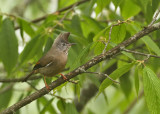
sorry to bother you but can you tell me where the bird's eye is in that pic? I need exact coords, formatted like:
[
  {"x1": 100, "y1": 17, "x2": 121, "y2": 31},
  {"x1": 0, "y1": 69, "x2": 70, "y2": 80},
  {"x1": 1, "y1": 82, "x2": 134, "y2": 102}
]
[{"x1": 62, "y1": 43, "x2": 65, "y2": 46}]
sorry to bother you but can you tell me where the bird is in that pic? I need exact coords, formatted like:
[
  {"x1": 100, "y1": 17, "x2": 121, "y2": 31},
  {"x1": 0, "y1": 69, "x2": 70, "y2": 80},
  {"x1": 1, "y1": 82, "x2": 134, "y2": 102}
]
[{"x1": 22, "y1": 32, "x2": 75, "y2": 90}]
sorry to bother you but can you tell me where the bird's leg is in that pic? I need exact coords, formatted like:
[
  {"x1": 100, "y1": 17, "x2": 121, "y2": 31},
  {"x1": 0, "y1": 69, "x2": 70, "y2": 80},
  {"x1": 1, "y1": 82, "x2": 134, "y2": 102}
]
[
  {"x1": 59, "y1": 73, "x2": 79, "y2": 84},
  {"x1": 59, "y1": 73, "x2": 67, "y2": 80},
  {"x1": 44, "y1": 76, "x2": 50, "y2": 90}
]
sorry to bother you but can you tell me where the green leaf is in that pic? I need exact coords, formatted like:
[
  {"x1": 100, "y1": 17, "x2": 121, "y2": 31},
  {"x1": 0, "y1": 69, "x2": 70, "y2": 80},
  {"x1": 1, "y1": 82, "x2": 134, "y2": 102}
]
[
  {"x1": 102, "y1": 91, "x2": 108, "y2": 104},
  {"x1": 120, "y1": 72, "x2": 132, "y2": 98},
  {"x1": 53, "y1": 82, "x2": 67, "y2": 93},
  {"x1": 0, "y1": 18, "x2": 18, "y2": 74},
  {"x1": 140, "y1": 0, "x2": 149, "y2": 12},
  {"x1": 117, "y1": 55, "x2": 129, "y2": 68},
  {"x1": 93, "y1": 42, "x2": 105, "y2": 55},
  {"x1": 133, "y1": 0, "x2": 149, "y2": 13},
  {"x1": 82, "y1": 0, "x2": 96, "y2": 16},
  {"x1": 102, "y1": 59, "x2": 117, "y2": 72},
  {"x1": 65, "y1": 15, "x2": 83, "y2": 37},
  {"x1": 98, "y1": 63, "x2": 134, "y2": 95},
  {"x1": 95, "y1": 0, "x2": 111, "y2": 15},
  {"x1": 151, "y1": 0, "x2": 159, "y2": 11},
  {"x1": 93, "y1": 26, "x2": 110, "y2": 41},
  {"x1": 134, "y1": 65, "x2": 140, "y2": 95},
  {"x1": 43, "y1": 37, "x2": 53, "y2": 55},
  {"x1": 58, "y1": 0, "x2": 74, "y2": 9},
  {"x1": 37, "y1": 99, "x2": 41, "y2": 113},
  {"x1": 57, "y1": 99, "x2": 66, "y2": 114},
  {"x1": 57, "y1": 100, "x2": 78, "y2": 114},
  {"x1": 43, "y1": 14, "x2": 58, "y2": 25},
  {"x1": 87, "y1": 109, "x2": 96, "y2": 114},
  {"x1": 65, "y1": 103, "x2": 79, "y2": 114},
  {"x1": 20, "y1": 35, "x2": 45, "y2": 64},
  {"x1": 121, "y1": 0, "x2": 141, "y2": 19},
  {"x1": 16, "y1": 93, "x2": 25, "y2": 114},
  {"x1": 40, "y1": 98, "x2": 54, "y2": 114},
  {"x1": 70, "y1": 43, "x2": 92, "y2": 71},
  {"x1": 0, "y1": 84, "x2": 13, "y2": 111},
  {"x1": 81, "y1": 15, "x2": 104, "y2": 38},
  {"x1": 17, "y1": 18, "x2": 35, "y2": 37},
  {"x1": 71, "y1": 15, "x2": 83, "y2": 37},
  {"x1": 38, "y1": 97, "x2": 57, "y2": 114},
  {"x1": 145, "y1": 3, "x2": 154, "y2": 23},
  {"x1": 92, "y1": 26, "x2": 110, "y2": 55},
  {"x1": 112, "y1": 0, "x2": 123, "y2": 10},
  {"x1": 143, "y1": 67, "x2": 160, "y2": 114},
  {"x1": 145, "y1": 0, "x2": 159, "y2": 23},
  {"x1": 82, "y1": 15, "x2": 104, "y2": 34},
  {"x1": 0, "y1": 15, "x2": 2, "y2": 26},
  {"x1": 75, "y1": 83, "x2": 81, "y2": 101},
  {"x1": 122, "y1": 51, "x2": 135, "y2": 60},
  {"x1": 141, "y1": 36, "x2": 160, "y2": 56},
  {"x1": 106, "y1": 23, "x2": 126, "y2": 44},
  {"x1": 126, "y1": 21, "x2": 141, "y2": 35}
]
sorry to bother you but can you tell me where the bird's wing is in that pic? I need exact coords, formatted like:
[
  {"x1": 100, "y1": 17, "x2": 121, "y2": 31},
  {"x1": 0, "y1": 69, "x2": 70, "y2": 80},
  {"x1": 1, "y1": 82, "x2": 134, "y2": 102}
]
[{"x1": 33, "y1": 55, "x2": 56, "y2": 70}]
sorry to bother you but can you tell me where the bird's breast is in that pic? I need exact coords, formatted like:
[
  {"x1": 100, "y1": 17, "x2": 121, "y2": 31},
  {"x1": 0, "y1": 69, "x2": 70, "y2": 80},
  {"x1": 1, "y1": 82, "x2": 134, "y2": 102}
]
[{"x1": 38, "y1": 52, "x2": 68, "y2": 77}]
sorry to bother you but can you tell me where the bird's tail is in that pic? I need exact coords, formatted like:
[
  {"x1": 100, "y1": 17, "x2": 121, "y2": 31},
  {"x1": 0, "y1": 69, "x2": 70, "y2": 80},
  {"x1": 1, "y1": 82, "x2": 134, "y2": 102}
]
[{"x1": 22, "y1": 70, "x2": 35, "y2": 82}]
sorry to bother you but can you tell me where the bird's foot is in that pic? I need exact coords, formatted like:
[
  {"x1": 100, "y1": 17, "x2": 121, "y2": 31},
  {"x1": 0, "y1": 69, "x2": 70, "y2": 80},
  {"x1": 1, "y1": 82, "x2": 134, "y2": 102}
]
[
  {"x1": 59, "y1": 73, "x2": 67, "y2": 80},
  {"x1": 59, "y1": 73, "x2": 79, "y2": 84},
  {"x1": 44, "y1": 76, "x2": 51, "y2": 91},
  {"x1": 45, "y1": 84, "x2": 51, "y2": 91}
]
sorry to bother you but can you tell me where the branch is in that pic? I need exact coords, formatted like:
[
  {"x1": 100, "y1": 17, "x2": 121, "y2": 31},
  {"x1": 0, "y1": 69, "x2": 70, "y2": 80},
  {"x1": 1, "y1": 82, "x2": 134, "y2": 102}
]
[
  {"x1": 0, "y1": 76, "x2": 42, "y2": 83},
  {"x1": 83, "y1": 71, "x2": 120, "y2": 84},
  {"x1": 1, "y1": 21, "x2": 160, "y2": 114},
  {"x1": 15, "y1": 0, "x2": 90, "y2": 30},
  {"x1": 49, "y1": 1, "x2": 78, "y2": 32},
  {"x1": 122, "y1": 49, "x2": 160, "y2": 58}
]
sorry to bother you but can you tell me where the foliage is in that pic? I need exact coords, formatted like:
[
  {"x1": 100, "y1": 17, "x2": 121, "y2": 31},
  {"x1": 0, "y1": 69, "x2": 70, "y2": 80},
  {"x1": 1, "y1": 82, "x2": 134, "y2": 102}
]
[{"x1": 0, "y1": 0, "x2": 160, "y2": 114}]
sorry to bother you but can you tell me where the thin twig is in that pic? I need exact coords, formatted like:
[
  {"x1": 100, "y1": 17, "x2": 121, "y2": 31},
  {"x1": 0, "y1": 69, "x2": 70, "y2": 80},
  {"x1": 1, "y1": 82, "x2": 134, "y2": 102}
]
[
  {"x1": 83, "y1": 71, "x2": 120, "y2": 84},
  {"x1": 122, "y1": 49, "x2": 160, "y2": 58},
  {"x1": 0, "y1": 13, "x2": 16, "y2": 19},
  {"x1": 51, "y1": 94, "x2": 72, "y2": 101},
  {"x1": 62, "y1": 18, "x2": 113, "y2": 23},
  {"x1": 148, "y1": 7, "x2": 160, "y2": 26},
  {"x1": 27, "y1": 82, "x2": 39, "y2": 91},
  {"x1": 102, "y1": 25, "x2": 112, "y2": 54},
  {"x1": 133, "y1": 39, "x2": 160, "y2": 50},
  {"x1": 114, "y1": 57, "x2": 130, "y2": 63},
  {"x1": 52, "y1": 2, "x2": 78, "y2": 29},
  {"x1": 143, "y1": 54, "x2": 151, "y2": 62},
  {"x1": 14, "y1": 0, "x2": 90, "y2": 30},
  {"x1": 102, "y1": 20, "x2": 130, "y2": 53},
  {"x1": 0, "y1": 76, "x2": 42, "y2": 83}
]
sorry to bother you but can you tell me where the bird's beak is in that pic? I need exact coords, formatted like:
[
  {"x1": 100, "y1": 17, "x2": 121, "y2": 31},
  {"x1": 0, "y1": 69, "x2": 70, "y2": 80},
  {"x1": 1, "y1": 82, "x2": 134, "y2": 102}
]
[{"x1": 69, "y1": 43, "x2": 76, "y2": 46}]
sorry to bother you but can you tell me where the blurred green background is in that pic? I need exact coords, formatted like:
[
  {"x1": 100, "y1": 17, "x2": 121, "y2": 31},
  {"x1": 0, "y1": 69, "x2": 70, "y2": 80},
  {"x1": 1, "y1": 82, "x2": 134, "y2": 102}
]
[{"x1": 0, "y1": 0, "x2": 160, "y2": 114}]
